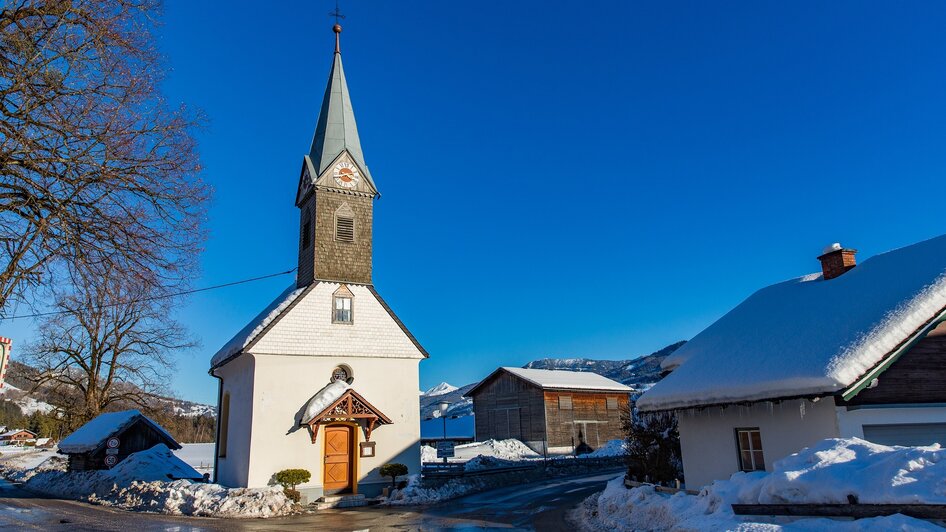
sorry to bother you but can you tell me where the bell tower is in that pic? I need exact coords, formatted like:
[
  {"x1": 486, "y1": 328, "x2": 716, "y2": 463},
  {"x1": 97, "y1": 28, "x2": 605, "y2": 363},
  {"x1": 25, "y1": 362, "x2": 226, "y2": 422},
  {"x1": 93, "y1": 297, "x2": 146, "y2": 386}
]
[{"x1": 295, "y1": 23, "x2": 379, "y2": 287}]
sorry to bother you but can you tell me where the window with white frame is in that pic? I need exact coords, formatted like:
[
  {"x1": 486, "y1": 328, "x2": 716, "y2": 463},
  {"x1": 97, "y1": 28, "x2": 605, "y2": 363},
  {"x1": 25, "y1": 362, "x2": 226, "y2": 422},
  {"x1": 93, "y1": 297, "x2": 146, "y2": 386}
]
[
  {"x1": 333, "y1": 295, "x2": 352, "y2": 323},
  {"x1": 736, "y1": 428, "x2": 765, "y2": 472}
]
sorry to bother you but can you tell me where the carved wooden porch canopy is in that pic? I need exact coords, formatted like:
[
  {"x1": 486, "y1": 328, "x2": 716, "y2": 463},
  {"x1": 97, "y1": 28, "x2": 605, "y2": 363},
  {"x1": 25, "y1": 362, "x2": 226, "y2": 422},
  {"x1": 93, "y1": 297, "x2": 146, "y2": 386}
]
[{"x1": 304, "y1": 388, "x2": 393, "y2": 444}]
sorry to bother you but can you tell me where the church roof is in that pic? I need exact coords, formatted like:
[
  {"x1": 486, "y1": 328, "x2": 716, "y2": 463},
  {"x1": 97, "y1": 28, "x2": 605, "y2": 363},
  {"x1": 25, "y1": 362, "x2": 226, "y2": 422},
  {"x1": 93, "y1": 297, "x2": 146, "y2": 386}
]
[{"x1": 308, "y1": 43, "x2": 376, "y2": 191}]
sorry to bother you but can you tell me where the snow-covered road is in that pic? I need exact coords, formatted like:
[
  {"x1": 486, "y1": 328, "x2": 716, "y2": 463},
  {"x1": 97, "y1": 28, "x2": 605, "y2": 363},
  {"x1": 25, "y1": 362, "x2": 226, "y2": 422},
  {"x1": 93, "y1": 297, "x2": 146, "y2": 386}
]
[{"x1": 0, "y1": 469, "x2": 622, "y2": 530}]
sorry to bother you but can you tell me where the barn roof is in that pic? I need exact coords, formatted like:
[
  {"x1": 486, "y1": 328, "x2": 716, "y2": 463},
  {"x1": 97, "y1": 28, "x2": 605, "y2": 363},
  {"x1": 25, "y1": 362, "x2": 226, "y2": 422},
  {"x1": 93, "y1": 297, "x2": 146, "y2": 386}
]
[
  {"x1": 59, "y1": 410, "x2": 179, "y2": 454},
  {"x1": 638, "y1": 233, "x2": 946, "y2": 412},
  {"x1": 466, "y1": 367, "x2": 632, "y2": 396}
]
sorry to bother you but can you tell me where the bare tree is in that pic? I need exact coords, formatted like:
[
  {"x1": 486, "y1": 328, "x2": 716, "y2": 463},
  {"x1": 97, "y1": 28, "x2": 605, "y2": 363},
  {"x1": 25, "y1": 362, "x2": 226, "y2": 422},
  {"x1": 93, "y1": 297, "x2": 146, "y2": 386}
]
[
  {"x1": 0, "y1": 0, "x2": 207, "y2": 314},
  {"x1": 24, "y1": 267, "x2": 195, "y2": 424}
]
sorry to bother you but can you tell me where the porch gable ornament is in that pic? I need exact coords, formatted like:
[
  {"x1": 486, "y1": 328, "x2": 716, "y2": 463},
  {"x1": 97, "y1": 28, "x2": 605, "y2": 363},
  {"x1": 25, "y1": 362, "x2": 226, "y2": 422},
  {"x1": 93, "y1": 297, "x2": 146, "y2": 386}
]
[{"x1": 303, "y1": 388, "x2": 393, "y2": 444}]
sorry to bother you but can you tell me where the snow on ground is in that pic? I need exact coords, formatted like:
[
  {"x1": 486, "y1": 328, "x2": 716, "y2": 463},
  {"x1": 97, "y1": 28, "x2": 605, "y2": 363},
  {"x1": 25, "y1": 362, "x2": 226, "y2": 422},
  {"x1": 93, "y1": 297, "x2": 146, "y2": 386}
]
[
  {"x1": 174, "y1": 443, "x2": 215, "y2": 475},
  {"x1": 387, "y1": 473, "x2": 494, "y2": 506},
  {"x1": 453, "y1": 439, "x2": 540, "y2": 461},
  {"x1": 422, "y1": 438, "x2": 626, "y2": 465},
  {"x1": 585, "y1": 439, "x2": 627, "y2": 458},
  {"x1": 572, "y1": 438, "x2": 946, "y2": 531}
]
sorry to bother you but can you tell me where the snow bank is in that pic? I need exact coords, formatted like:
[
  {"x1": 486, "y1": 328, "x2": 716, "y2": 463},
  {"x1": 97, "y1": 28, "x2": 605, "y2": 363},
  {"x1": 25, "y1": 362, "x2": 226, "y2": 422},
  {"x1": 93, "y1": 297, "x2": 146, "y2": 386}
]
[
  {"x1": 573, "y1": 438, "x2": 946, "y2": 531},
  {"x1": 453, "y1": 438, "x2": 540, "y2": 461},
  {"x1": 584, "y1": 439, "x2": 627, "y2": 458},
  {"x1": 23, "y1": 444, "x2": 295, "y2": 518},
  {"x1": 640, "y1": 233, "x2": 946, "y2": 411},
  {"x1": 387, "y1": 473, "x2": 491, "y2": 506},
  {"x1": 421, "y1": 445, "x2": 437, "y2": 463}
]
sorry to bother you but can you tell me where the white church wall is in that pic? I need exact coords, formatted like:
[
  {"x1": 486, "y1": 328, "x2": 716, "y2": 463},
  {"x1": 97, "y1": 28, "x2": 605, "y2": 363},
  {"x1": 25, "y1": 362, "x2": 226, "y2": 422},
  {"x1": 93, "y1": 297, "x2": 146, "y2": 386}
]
[
  {"x1": 246, "y1": 354, "x2": 422, "y2": 497},
  {"x1": 250, "y1": 282, "x2": 422, "y2": 359},
  {"x1": 677, "y1": 398, "x2": 839, "y2": 488},
  {"x1": 214, "y1": 354, "x2": 256, "y2": 487}
]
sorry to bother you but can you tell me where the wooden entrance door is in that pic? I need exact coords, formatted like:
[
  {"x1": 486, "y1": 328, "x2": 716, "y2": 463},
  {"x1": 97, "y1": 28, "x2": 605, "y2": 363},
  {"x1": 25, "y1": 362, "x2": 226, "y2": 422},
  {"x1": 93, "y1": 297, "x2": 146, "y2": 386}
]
[{"x1": 323, "y1": 425, "x2": 353, "y2": 493}]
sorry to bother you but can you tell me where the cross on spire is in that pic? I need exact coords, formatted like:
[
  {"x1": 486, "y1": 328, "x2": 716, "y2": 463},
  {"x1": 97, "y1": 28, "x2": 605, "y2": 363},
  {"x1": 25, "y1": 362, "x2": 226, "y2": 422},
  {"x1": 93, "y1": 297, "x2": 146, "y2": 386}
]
[{"x1": 329, "y1": 1, "x2": 345, "y2": 53}]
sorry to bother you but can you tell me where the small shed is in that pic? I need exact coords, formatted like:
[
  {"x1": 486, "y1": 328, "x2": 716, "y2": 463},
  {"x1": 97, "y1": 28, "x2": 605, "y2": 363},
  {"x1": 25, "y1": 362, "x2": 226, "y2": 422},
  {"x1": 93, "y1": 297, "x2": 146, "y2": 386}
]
[
  {"x1": 466, "y1": 367, "x2": 633, "y2": 454},
  {"x1": 0, "y1": 429, "x2": 36, "y2": 446},
  {"x1": 59, "y1": 410, "x2": 186, "y2": 472}
]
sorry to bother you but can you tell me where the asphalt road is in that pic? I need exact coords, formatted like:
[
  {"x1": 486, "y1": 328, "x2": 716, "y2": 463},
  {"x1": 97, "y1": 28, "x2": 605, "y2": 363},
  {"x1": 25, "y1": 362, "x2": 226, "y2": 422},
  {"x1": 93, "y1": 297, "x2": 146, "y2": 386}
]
[{"x1": 0, "y1": 470, "x2": 623, "y2": 531}]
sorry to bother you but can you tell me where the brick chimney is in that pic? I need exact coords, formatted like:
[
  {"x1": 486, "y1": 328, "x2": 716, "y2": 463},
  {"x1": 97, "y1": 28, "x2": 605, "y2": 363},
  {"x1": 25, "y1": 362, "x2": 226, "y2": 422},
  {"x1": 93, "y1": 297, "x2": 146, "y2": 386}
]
[{"x1": 818, "y1": 243, "x2": 857, "y2": 280}]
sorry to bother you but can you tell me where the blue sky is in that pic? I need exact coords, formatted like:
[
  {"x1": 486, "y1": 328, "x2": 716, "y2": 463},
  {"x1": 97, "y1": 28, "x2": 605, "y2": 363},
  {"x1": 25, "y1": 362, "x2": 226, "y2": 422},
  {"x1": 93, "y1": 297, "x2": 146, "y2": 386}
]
[{"x1": 8, "y1": 1, "x2": 946, "y2": 405}]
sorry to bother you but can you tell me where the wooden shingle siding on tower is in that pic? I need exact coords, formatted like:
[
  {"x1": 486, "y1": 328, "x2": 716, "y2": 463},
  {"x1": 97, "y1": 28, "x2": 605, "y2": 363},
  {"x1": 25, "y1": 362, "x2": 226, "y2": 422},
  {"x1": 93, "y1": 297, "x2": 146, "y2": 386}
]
[
  {"x1": 467, "y1": 367, "x2": 632, "y2": 454},
  {"x1": 314, "y1": 191, "x2": 372, "y2": 284}
]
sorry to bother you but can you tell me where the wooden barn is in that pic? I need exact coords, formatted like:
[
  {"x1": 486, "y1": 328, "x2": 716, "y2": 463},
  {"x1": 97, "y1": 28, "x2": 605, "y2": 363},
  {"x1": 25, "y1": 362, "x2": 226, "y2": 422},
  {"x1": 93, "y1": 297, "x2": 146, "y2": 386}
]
[
  {"x1": 465, "y1": 367, "x2": 633, "y2": 454},
  {"x1": 58, "y1": 410, "x2": 192, "y2": 473}
]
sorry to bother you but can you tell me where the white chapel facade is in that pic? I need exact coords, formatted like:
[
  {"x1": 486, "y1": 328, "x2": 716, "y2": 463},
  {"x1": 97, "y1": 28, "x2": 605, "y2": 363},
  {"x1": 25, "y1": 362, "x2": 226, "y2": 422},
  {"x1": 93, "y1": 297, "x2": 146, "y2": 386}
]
[{"x1": 210, "y1": 23, "x2": 426, "y2": 500}]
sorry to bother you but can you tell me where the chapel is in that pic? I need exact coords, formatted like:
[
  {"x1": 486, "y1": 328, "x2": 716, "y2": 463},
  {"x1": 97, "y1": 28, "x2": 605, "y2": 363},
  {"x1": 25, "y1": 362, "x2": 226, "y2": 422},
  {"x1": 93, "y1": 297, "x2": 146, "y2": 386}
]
[{"x1": 210, "y1": 22, "x2": 427, "y2": 501}]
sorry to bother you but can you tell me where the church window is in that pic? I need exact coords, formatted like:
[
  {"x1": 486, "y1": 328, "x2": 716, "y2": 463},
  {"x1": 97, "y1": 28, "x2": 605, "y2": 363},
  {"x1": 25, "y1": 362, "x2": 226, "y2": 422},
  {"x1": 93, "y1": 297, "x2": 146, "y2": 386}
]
[
  {"x1": 301, "y1": 209, "x2": 312, "y2": 249},
  {"x1": 335, "y1": 216, "x2": 355, "y2": 243},
  {"x1": 331, "y1": 365, "x2": 351, "y2": 383},
  {"x1": 334, "y1": 295, "x2": 352, "y2": 323}
]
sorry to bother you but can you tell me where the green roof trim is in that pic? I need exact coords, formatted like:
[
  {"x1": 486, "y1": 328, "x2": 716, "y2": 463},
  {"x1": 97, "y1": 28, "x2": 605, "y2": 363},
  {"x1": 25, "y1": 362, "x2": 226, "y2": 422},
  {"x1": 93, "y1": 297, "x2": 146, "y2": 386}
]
[{"x1": 308, "y1": 50, "x2": 376, "y2": 191}]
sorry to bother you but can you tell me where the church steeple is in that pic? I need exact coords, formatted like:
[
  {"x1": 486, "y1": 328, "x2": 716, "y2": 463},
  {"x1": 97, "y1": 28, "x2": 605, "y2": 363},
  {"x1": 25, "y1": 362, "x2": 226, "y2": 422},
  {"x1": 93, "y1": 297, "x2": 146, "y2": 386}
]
[
  {"x1": 306, "y1": 23, "x2": 376, "y2": 193},
  {"x1": 296, "y1": 22, "x2": 376, "y2": 288}
]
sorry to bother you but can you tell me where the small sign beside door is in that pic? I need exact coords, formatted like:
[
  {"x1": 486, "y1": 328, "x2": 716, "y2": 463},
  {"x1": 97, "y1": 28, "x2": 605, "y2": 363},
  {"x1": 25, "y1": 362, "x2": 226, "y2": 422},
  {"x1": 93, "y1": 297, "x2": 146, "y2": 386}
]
[
  {"x1": 436, "y1": 440, "x2": 455, "y2": 458},
  {"x1": 359, "y1": 441, "x2": 376, "y2": 458}
]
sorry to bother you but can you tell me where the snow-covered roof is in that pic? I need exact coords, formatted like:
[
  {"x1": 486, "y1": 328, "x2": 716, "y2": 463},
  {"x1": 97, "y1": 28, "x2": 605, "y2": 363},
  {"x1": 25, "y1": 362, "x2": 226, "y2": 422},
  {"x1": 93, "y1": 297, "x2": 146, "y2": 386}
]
[
  {"x1": 638, "y1": 234, "x2": 946, "y2": 412},
  {"x1": 59, "y1": 410, "x2": 179, "y2": 454},
  {"x1": 302, "y1": 380, "x2": 350, "y2": 422},
  {"x1": 468, "y1": 367, "x2": 632, "y2": 396},
  {"x1": 211, "y1": 284, "x2": 306, "y2": 368},
  {"x1": 0, "y1": 428, "x2": 34, "y2": 438}
]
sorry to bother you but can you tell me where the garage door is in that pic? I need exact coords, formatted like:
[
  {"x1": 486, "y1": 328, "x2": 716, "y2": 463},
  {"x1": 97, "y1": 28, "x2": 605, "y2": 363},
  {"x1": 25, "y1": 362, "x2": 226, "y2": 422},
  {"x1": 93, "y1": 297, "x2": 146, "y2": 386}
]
[{"x1": 862, "y1": 423, "x2": 946, "y2": 446}]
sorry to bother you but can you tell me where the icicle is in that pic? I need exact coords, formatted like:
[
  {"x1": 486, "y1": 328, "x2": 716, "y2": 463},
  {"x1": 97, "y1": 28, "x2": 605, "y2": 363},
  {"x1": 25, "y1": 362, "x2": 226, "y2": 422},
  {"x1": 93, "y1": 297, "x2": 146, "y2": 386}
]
[{"x1": 799, "y1": 399, "x2": 806, "y2": 420}]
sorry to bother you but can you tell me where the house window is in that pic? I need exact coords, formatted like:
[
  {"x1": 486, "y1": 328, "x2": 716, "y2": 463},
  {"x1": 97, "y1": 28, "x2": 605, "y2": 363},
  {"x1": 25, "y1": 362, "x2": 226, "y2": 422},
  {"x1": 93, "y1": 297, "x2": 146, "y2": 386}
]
[
  {"x1": 218, "y1": 393, "x2": 230, "y2": 458},
  {"x1": 606, "y1": 397, "x2": 619, "y2": 410},
  {"x1": 559, "y1": 396, "x2": 573, "y2": 410},
  {"x1": 736, "y1": 428, "x2": 765, "y2": 472},
  {"x1": 335, "y1": 216, "x2": 354, "y2": 243},
  {"x1": 333, "y1": 296, "x2": 352, "y2": 323}
]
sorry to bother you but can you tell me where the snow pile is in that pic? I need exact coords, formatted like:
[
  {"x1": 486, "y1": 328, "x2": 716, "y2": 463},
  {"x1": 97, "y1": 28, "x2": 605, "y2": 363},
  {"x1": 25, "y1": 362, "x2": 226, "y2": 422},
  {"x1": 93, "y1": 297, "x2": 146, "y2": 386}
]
[
  {"x1": 421, "y1": 445, "x2": 437, "y2": 462},
  {"x1": 212, "y1": 284, "x2": 306, "y2": 367},
  {"x1": 302, "y1": 380, "x2": 350, "y2": 421},
  {"x1": 59, "y1": 410, "x2": 175, "y2": 454},
  {"x1": 24, "y1": 444, "x2": 296, "y2": 518},
  {"x1": 464, "y1": 455, "x2": 516, "y2": 471},
  {"x1": 423, "y1": 382, "x2": 458, "y2": 397},
  {"x1": 0, "y1": 449, "x2": 65, "y2": 482},
  {"x1": 453, "y1": 439, "x2": 540, "y2": 461},
  {"x1": 572, "y1": 438, "x2": 946, "y2": 531},
  {"x1": 387, "y1": 474, "x2": 491, "y2": 506},
  {"x1": 584, "y1": 439, "x2": 627, "y2": 458},
  {"x1": 640, "y1": 233, "x2": 946, "y2": 411}
]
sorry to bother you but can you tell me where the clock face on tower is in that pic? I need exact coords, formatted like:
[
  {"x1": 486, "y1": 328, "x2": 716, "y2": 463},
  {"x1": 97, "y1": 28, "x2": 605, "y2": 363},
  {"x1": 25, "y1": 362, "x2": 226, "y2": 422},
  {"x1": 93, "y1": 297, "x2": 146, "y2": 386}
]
[{"x1": 332, "y1": 161, "x2": 361, "y2": 189}]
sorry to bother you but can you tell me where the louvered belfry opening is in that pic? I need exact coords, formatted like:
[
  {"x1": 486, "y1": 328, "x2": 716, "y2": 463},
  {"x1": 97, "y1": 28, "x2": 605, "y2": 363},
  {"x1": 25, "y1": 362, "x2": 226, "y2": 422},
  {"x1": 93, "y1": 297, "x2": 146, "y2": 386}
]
[{"x1": 335, "y1": 216, "x2": 355, "y2": 243}]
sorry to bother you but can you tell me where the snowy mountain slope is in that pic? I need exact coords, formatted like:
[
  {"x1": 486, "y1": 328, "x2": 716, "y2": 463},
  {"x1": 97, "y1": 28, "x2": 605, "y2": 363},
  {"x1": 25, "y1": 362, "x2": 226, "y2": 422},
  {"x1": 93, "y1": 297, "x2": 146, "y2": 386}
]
[
  {"x1": 423, "y1": 382, "x2": 458, "y2": 397},
  {"x1": 0, "y1": 384, "x2": 56, "y2": 415},
  {"x1": 420, "y1": 383, "x2": 475, "y2": 420}
]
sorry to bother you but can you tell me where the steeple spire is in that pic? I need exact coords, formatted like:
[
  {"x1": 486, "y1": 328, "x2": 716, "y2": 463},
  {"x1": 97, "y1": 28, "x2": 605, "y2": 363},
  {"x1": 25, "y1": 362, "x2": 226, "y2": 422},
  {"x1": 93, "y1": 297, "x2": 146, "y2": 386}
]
[{"x1": 307, "y1": 20, "x2": 375, "y2": 190}]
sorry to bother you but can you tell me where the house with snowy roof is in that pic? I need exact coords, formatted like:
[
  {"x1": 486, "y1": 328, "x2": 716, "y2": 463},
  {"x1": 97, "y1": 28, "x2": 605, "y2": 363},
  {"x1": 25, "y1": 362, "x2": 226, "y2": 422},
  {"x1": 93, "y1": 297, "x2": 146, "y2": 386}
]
[
  {"x1": 466, "y1": 367, "x2": 633, "y2": 454},
  {"x1": 637, "y1": 235, "x2": 946, "y2": 488},
  {"x1": 208, "y1": 22, "x2": 426, "y2": 502},
  {"x1": 0, "y1": 428, "x2": 35, "y2": 446}
]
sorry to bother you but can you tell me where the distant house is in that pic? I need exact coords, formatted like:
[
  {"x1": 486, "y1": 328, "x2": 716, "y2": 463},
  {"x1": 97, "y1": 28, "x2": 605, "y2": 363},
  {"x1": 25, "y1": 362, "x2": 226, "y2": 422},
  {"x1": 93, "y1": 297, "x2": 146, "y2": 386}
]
[
  {"x1": 58, "y1": 410, "x2": 196, "y2": 476},
  {"x1": 0, "y1": 429, "x2": 36, "y2": 446},
  {"x1": 466, "y1": 367, "x2": 632, "y2": 454},
  {"x1": 638, "y1": 237, "x2": 946, "y2": 488}
]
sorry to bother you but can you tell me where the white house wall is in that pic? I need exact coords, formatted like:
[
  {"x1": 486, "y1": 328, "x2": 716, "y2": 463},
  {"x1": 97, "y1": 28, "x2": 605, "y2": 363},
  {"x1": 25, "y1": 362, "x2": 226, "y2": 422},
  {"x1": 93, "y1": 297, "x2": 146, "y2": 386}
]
[
  {"x1": 837, "y1": 404, "x2": 946, "y2": 439},
  {"x1": 677, "y1": 398, "x2": 840, "y2": 488},
  {"x1": 246, "y1": 354, "x2": 421, "y2": 498},
  {"x1": 215, "y1": 354, "x2": 255, "y2": 488},
  {"x1": 249, "y1": 282, "x2": 423, "y2": 359}
]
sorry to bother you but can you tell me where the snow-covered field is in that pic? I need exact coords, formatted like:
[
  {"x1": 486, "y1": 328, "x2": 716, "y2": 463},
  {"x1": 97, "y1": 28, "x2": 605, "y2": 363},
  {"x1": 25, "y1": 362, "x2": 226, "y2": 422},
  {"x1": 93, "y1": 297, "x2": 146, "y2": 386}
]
[
  {"x1": 174, "y1": 443, "x2": 215, "y2": 475},
  {"x1": 572, "y1": 438, "x2": 946, "y2": 531}
]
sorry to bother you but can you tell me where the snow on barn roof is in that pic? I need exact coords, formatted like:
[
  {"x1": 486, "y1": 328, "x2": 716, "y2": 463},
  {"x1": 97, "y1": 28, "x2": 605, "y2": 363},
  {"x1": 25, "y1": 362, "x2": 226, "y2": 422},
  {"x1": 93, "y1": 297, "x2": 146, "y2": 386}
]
[
  {"x1": 211, "y1": 284, "x2": 307, "y2": 368},
  {"x1": 638, "y1": 234, "x2": 946, "y2": 412},
  {"x1": 467, "y1": 367, "x2": 632, "y2": 396},
  {"x1": 59, "y1": 410, "x2": 179, "y2": 454}
]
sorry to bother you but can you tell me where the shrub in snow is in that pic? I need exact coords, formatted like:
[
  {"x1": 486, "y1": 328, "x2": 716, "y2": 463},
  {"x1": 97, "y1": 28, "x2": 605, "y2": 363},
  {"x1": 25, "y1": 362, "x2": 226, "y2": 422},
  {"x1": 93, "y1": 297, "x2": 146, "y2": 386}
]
[
  {"x1": 274, "y1": 468, "x2": 311, "y2": 503},
  {"x1": 622, "y1": 409, "x2": 681, "y2": 484},
  {"x1": 379, "y1": 463, "x2": 408, "y2": 489}
]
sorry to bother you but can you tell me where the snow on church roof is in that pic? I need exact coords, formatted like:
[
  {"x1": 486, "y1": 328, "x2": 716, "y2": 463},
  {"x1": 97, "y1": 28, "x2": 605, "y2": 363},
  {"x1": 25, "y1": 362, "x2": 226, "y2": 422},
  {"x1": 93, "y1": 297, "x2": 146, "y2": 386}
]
[
  {"x1": 211, "y1": 284, "x2": 306, "y2": 368},
  {"x1": 637, "y1": 233, "x2": 946, "y2": 412},
  {"x1": 468, "y1": 367, "x2": 632, "y2": 395}
]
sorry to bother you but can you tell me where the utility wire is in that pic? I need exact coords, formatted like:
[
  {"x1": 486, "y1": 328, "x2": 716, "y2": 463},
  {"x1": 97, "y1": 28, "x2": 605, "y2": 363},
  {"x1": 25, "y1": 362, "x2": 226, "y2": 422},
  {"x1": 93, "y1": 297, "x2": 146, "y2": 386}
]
[{"x1": 0, "y1": 267, "x2": 297, "y2": 322}]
